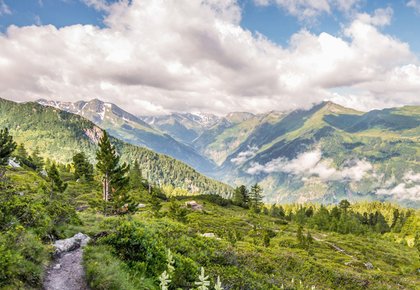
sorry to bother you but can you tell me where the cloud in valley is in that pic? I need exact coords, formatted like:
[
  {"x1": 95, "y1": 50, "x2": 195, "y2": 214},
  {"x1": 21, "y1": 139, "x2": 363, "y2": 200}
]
[
  {"x1": 376, "y1": 171, "x2": 420, "y2": 201},
  {"x1": 246, "y1": 148, "x2": 373, "y2": 182},
  {"x1": 0, "y1": 1, "x2": 419, "y2": 114},
  {"x1": 231, "y1": 146, "x2": 259, "y2": 165}
]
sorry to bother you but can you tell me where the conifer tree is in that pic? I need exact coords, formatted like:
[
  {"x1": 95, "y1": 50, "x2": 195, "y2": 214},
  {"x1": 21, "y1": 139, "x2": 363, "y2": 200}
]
[
  {"x1": 0, "y1": 128, "x2": 16, "y2": 179},
  {"x1": 232, "y1": 185, "x2": 249, "y2": 207},
  {"x1": 129, "y1": 159, "x2": 143, "y2": 189},
  {"x1": 47, "y1": 163, "x2": 68, "y2": 194},
  {"x1": 0, "y1": 128, "x2": 17, "y2": 166},
  {"x1": 15, "y1": 143, "x2": 28, "y2": 160},
  {"x1": 96, "y1": 131, "x2": 129, "y2": 203},
  {"x1": 249, "y1": 183, "x2": 263, "y2": 210},
  {"x1": 72, "y1": 152, "x2": 93, "y2": 181},
  {"x1": 30, "y1": 147, "x2": 44, "y2": 170}
]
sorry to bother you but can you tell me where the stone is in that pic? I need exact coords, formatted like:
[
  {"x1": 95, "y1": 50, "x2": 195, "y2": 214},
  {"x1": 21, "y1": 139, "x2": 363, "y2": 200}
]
[
  {"x1": 364, "y1": 262, "x2": 374, "y2": 270},
  {"x1": 185, "y1": 200, "x2": 203, "y2": 211},
  {"x1": 53, "y1": 233, "x2": 91, "y2": 256},
  {"x1": 202, "y1": 233, "x2": 216, "y2": 238}
]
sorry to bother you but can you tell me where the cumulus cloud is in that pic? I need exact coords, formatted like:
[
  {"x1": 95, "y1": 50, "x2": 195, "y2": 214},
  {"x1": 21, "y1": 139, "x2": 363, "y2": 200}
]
[
  {"x1": 246, "y1": 148, "x2": 373, "y2": 182},
  {"x1": 253, "y1": 0, "x2": 360, "y2": 20},
  {"x1": 0, "y1": 0, "x2": 419, "y2": 115},
  {"x1": 231, "y1": 146, "x2": 258, "y2": 165}
]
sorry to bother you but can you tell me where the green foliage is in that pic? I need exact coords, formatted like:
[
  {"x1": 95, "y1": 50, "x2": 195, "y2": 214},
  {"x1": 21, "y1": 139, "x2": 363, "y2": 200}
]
[
  {"x1": 168, "y1": 200, "x2": 189, "y2": 223},
  {"x1": 232, "y1": 185, "x2": 249, "y2": 207},
  {"x1": 0, "y1": 127, "x2": 16, "y2": 166},
  {"x1": 47, "y1": 163, "x2": 68, "y2": 193},
  {"x1": 0, "y1": 99, "x2": 233, "y2": 198},
  {"x1": 30, "y1": 147, "x2": 44, "y2": 170},
  {"x1": 84, "y1": 245, "x2": 156, "y2": 290},
  {"x1": 72, "y1": 152, "x2": 94, "y2": 181},
  {"x1": 0, "y1": 166, "x2": 78, "y2": 288},
  {"x1": 128, "y1": 159, "x2": 144, "y2": 189}
]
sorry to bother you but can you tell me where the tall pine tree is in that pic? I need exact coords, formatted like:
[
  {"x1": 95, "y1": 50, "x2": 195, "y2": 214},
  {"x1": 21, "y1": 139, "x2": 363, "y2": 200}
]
[
  {"x1": 96, "y1": 131, "x2": 129, "y2": 203},
  {"x1": 0, "y1": 128, "x2": 17, "y2": 179},
  {"x1": 249, "y1": 183, "x2": 263, "y2": 208}
]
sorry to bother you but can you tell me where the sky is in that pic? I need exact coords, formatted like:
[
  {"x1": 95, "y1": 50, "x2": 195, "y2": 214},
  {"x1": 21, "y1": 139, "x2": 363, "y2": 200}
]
[{"x1": 0, "y1": 0, "x2": 420, "y2": 115}]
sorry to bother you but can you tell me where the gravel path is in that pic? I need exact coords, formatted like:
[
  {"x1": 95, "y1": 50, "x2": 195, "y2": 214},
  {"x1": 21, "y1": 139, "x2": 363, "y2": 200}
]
[{"x1": 43, "y1": 248, "x2": 89, "y2": 290}]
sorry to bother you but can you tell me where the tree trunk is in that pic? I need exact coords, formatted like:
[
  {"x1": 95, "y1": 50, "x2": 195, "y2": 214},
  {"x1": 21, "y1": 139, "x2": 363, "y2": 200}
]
[{"x1": 103, "y1": 173, "x2": 110, "y2": 202}]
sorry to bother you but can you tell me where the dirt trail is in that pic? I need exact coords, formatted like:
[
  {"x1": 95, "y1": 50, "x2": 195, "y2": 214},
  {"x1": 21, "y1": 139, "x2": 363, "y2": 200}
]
[
  {"x1": 313, "y1": 236, "x2": 354, "y2": 258},
  {"x1": 43, "y1": 248, "x2": 89, "y2": 290}
]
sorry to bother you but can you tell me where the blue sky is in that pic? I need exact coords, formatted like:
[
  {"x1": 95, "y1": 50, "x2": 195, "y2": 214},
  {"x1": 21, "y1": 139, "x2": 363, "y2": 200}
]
[
  {"x1": 1, "y1": 0, "x2": 420, "y2": 53},
  {"x1": 0, "y1": 0, "x2": 419, "y2": 114}
]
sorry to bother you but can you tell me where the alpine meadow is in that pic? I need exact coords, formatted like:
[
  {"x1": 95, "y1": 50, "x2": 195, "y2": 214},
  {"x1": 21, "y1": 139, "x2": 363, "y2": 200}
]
[{"x1": 0, "y1": 1, "x2": 419, "y2": 290}]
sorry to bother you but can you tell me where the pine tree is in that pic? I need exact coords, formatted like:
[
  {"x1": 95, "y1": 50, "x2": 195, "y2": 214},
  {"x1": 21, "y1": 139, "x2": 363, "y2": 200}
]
[
  {"x1": 72, "y1": 152, "x2": 93, "y2": 181},
  {"x1": 96, "y1": 131, "x2": 129, "y2": 203},
  {"x1": 0, "y1": 128, "x2": 17, "y2": 180},
  {"x1": 30, "y1": 147, "x2": 44, "y2": 170},
  {"x1": 232, "y1": 185, "x2": 249, "y2": 207},
  {"x1": 15, "y1": 143, "x2": 28, "y2": 160},
  {"x1": 249, "y1": 183, "x2": 263, "y2": 211},
  {"x1": 129, "y1": 159, "x2": 143, "y2": 189},
  {"x1": 0, "y1": 128, "x2": 17, "y2": 166},
  {"x1": 47, "y1": 163, "x2": 68, "y2": 194}
]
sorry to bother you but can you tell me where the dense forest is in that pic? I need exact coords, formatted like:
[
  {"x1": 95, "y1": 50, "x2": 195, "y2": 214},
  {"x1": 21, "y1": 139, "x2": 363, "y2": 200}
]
[{"x1": 1, "y1": 127, "x2": 419, "y2": 289}]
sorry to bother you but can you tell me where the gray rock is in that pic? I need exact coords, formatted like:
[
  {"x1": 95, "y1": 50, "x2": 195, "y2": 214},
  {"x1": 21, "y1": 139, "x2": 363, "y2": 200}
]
[
  {"x1": 364, "y1": 262, "x2": 374, "y2": 270},
  {"x1": 53, "y1": 264, "x2": 61, "y2": 270},
  {"x1": 53, "y1": 233, "x2": 91, "y2": 256}
]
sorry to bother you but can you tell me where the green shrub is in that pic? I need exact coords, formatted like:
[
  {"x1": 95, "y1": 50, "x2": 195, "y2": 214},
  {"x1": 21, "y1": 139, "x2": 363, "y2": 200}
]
[{"x1": 83, "y1": 245, "x2": 156, "y2": 290}]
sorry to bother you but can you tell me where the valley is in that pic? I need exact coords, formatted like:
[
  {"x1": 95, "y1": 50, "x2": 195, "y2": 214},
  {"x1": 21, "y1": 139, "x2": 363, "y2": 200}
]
[{"x1": 36, "y1": 98, "x2": 420, "y2": 208}]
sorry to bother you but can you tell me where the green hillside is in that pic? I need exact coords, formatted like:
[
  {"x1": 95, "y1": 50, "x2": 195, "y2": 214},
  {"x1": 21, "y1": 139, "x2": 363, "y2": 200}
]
[
  {"x1": 213, "y1": 102, "x2": 420, "y2": 207},
  {"x1": 1, "y1": 165, "x2": 419, "y2": 289},
  {"x1": 0, "y1": 98, "x2": 232, "y2": 197},
  {"x1": 37, "y1": 99, "x2": 217, "y2": 174}
]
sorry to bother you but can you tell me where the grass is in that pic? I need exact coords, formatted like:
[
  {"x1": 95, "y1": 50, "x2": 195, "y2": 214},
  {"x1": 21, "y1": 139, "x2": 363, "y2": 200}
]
[{"x1": 76, "y1": 196, "x2": 420, "y2": 290}]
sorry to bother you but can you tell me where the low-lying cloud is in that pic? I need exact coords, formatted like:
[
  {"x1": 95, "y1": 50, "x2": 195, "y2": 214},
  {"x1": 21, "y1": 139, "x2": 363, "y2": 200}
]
[
  {"x1": 376, "y1": 171, "x2": 420, "y2": 201},
  {"x1": 231, "y1": 146, "x2": 258, "y2": 165},
  {"x1": 246, "y1": 149, "x2": 373, "y2": 182}
]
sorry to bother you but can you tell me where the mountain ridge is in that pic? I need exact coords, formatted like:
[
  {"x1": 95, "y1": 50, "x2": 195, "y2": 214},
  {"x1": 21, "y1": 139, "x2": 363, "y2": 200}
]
[{"x1": 32, "y1": 98, "x2": 420, "y2": 207}]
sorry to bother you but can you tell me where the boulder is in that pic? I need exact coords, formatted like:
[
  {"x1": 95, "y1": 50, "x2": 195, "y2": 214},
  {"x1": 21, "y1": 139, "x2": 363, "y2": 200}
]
[
  {"x1": 364, "y1": 262, "x2": 374, "y2": 270},
  {"x1": 53, "y1": 233, "x2": 91, "y2": 256},
  {"x1": 185, "y1": 200, "x2": 203, "y2": 211}
]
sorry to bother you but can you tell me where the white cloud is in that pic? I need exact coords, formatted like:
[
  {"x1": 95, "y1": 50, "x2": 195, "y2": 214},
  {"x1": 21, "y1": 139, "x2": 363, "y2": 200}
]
[
  {"x1": 357, "y1": 7, "x2": 393, "y2": 27},
  {"x1": 246, "y1": 148, "x2": 373, "y2": 182},
  {"x1": 0, "y1": 0, "x2": 11, "y2": 16},
  {"x1": 231, "y1": 146, "x2": 259, "y2": 165},
  {"x1": 376, "y1": 184, "x2": 420, "y2": 201},
  {"x1": 0, "y1": 0, "x2": 419, "y2": 115},
  {"x1": 407, "y1": 0, "x2": 420, "y2": 13},
  {"x1": 82, "y1": 0, "x2": 112, "y2": 12},
  {"x1": 253, "y1": 0, "x2": 360, "y2": 20},
  {"x1": 375, "y1": 170, "x2": 420, "y2": 201}
]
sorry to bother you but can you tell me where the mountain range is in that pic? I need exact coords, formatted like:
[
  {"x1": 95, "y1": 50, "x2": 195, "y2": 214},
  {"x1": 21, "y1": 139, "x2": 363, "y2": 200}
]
[
  {"x1": 0, "y1": 98, "x2": 232, "y2": 197},
  {"x1": 9, "y1": 98, "x2": 420, "y2": 207}
]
